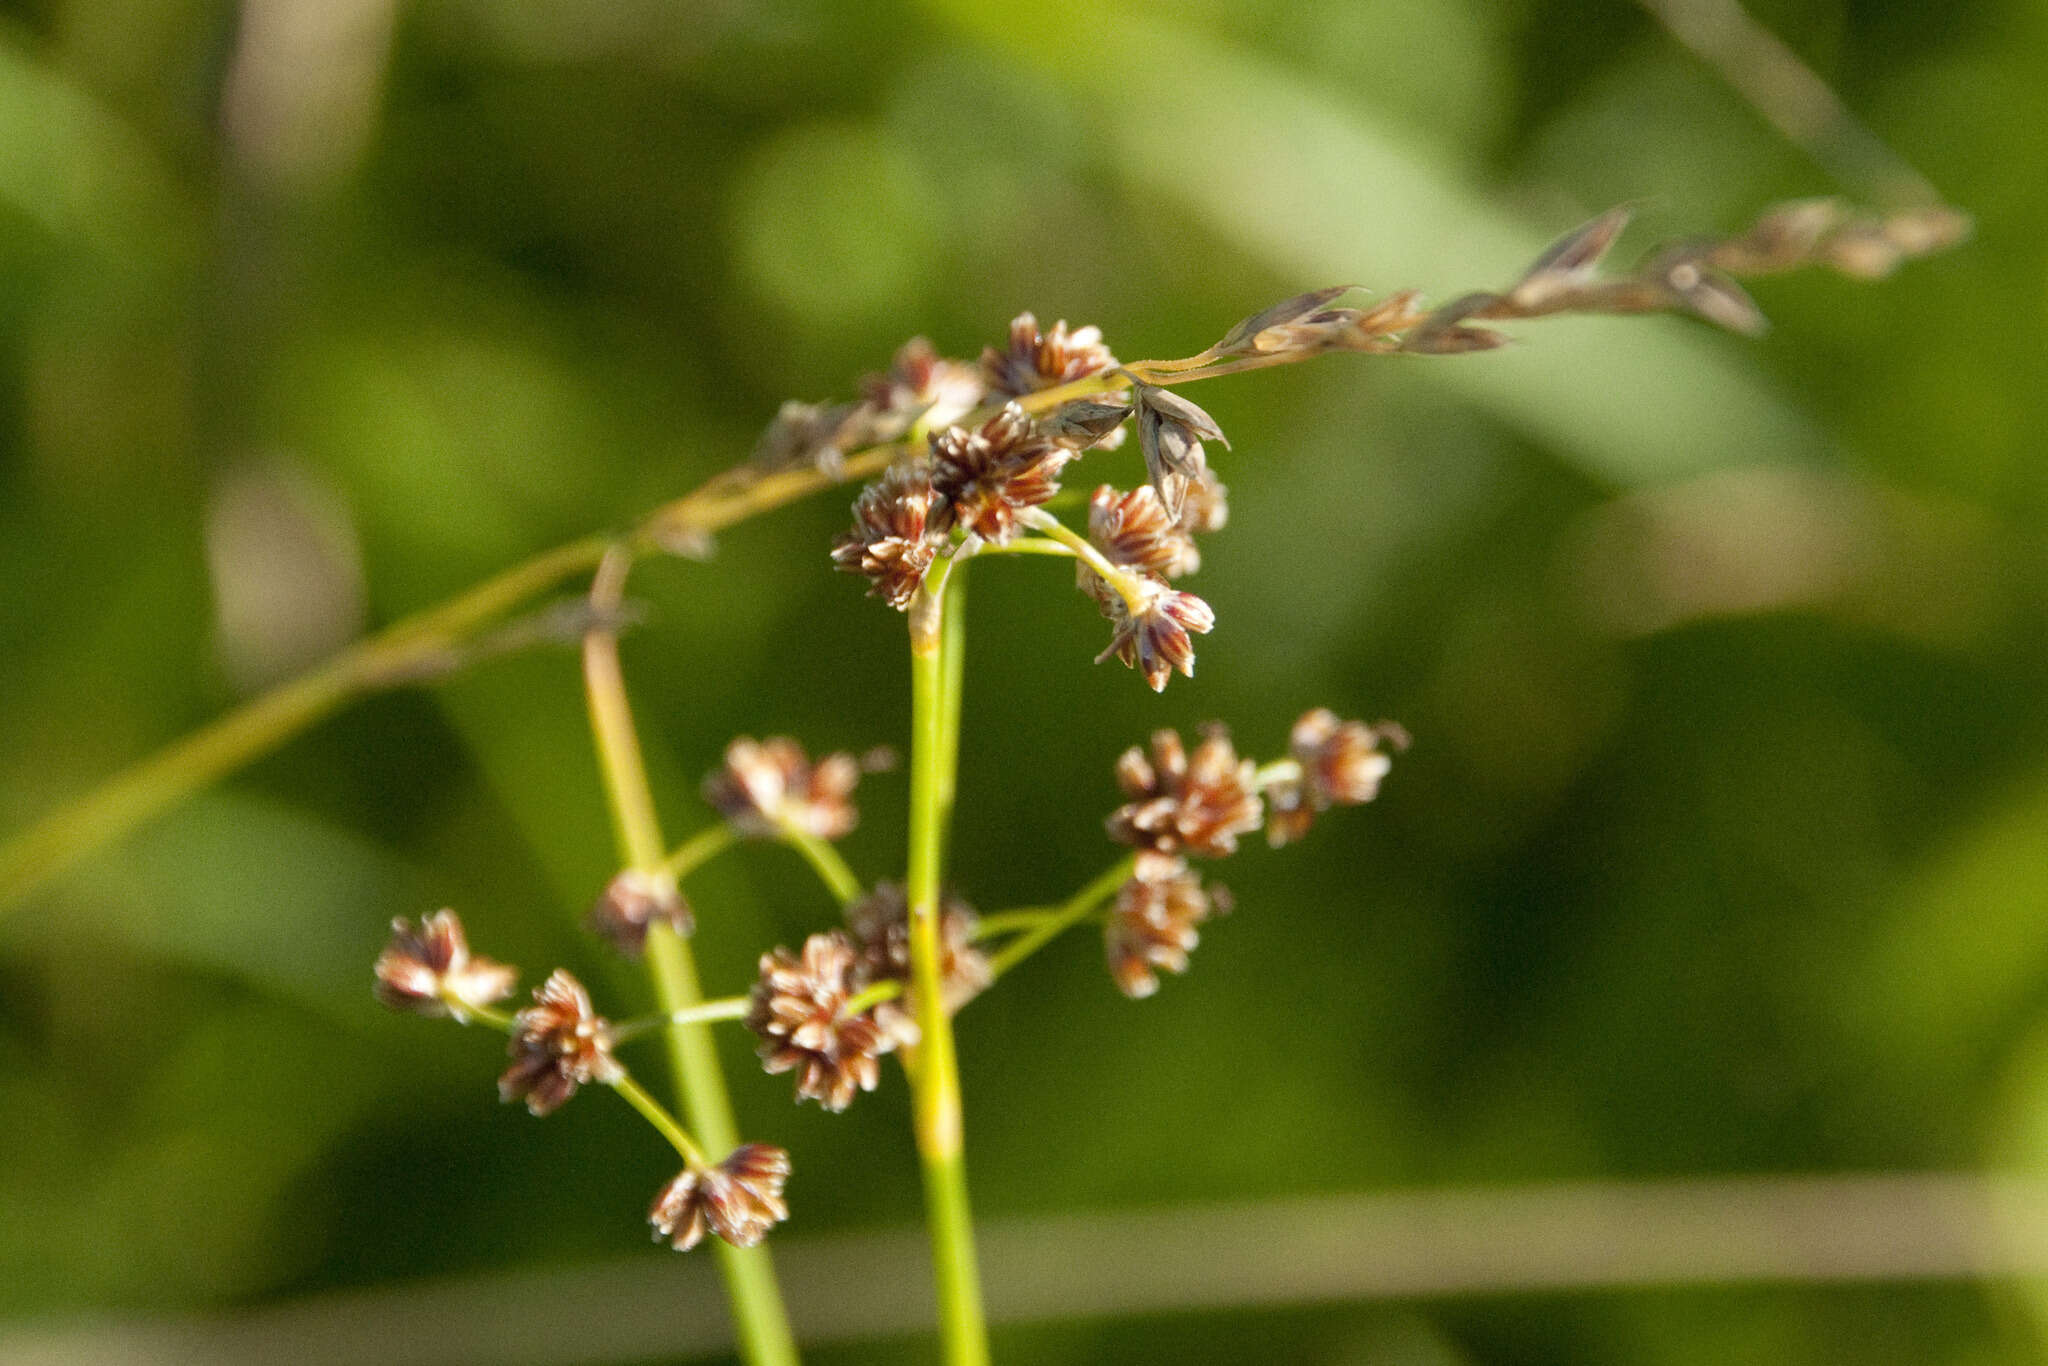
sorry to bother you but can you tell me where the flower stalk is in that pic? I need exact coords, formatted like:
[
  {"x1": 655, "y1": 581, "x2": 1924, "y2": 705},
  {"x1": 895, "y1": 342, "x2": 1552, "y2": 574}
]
[
  {"x1": 905, "y1": 561, "x2": 990, "y2": 1366},
  {"x1": 582, "y1": 545, "x2": 801, "y2": 1366}
]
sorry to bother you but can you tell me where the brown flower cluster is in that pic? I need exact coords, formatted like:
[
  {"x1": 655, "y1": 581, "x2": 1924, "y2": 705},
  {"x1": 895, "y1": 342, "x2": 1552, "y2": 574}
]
[
  {"x1": 845, "y1": 881, "x2": 992, "y2": 1017},
  {"x1": 1105, "y1": 863, "x2": 1231, "y2": 999},
  {"x1": 831, "y1": 460, "x2": 940, "y2": 609},
  {"x1": 587, "y1": 868, "x2": 693, "y2": 956},
  {"x1": 745, "y1": 931, "x2": 902, "y2": 1111},
  {"x1": 752, "y1": 339, "x2": 986, "y2": 481},
  {"x1": 928, "y1": 403, "x2": 1073, "y2": 544},
  {"x1": 1264, "y1": 710, "x2": 1411, "y2": 846},
  {"x1": 704, "y1": 736, "x2": 860, "y2": 841},
  {"x1": 499, "y1": 969, "x2": 624, "y2": 1116},
  {"x1": 1106, "y1": 726, "x2": 1264, "y2": 876},
  {"x1": 649, "y1": 1144, "x2": 792, "y2": 1252},
  {"x1": 982, "y1": 312, "x2": 1119, "y2": 401},
  {"x1": 374, "y1": 909, "x2": 516, "y2": 1020}
]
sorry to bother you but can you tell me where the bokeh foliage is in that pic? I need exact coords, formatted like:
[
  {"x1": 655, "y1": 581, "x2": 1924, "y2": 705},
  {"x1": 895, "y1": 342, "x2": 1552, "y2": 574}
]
[{"x1": 2, "y1": 0, "x2": 2045, "y2": 1361}]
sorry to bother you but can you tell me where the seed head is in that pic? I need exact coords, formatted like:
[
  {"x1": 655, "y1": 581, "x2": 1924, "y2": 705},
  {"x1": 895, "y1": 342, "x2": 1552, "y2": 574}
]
[
  {"x1": 1105, "y1": 862, "x2": 1228, "y2": 999},
  {"x1": 928, "y1": 404, "x2": 1073, "y2": 544},
  {"x1": 374, "y1": 909, "x2": 517, "y2": 1021},
  {"x1": 1133, "y1": 384, "x2": 1228, "y2": 516},
  {"x1": 982, "y1": 312, "x2": 1119, "y2": 401},
  {"x1": 858, "y1": 337, "x2": 985, "y2": 436},
  {"x1": 831, "y1": 460, "x2": 941, "y2": 610},
  {"x1": 649, "y1": 1144, "x2": 791, "y2": 1252},
  {"x1": 1092, "y1": 575, "x2": 1215, "y2": 692},
  {"x1": 498, "y1": 970, "x2": 623, "y2": 1116},
  {"x1": 1107, "y1": 725, "x2": 1263, "y2": 871},
  {"x1": 845, "y1": 881, "x2": 992, "y2": 1020},
  {"x1": 587, "y1": 869, "x2": 693, "y2": 956},
  {"x1": 1266, "y1": 711, "x2": 1410, "y2": 846},
  {"x1": 704, "y1": 736, "x2": 860, "y2": 841},
  {"x1": 746, "y1": 931, "x2": 896, "y2": 1111}
]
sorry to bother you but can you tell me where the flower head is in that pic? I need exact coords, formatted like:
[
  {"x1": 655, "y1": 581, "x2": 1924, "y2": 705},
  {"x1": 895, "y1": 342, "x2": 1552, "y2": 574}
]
[
  {"x1": 928, "y1": 404, "x2": 1072, "y2": 544},
  {"x1": 498, "y1": 970, "x2": 623, "y2": 1116},
  {"x1": 746, "y1": 931, "x2": 897, "y2": 1111},
  {"x1": 1087, "y1": 484, "x2": 1202, "y2": 579},
  {"x1": 649, "y1": 1144, "x2": 791, "y2": 1252},
  {"x1": 751, "y1": 399, "x2": 863, "y2": 479},
  {"x1": 374, "y1": 909, "x2": 516, "y2": 1021},
  {"x1": 1266, "y1": 710, "x2": 1410, "y2": 846},
  {"x1": 982, "y1": 312, "x2": 1118, "y2": 401},
  {"x1": 587, "y1": 868, "x2": 693, "y2": 956},
  {"x1": 845, "y1": 881, "x2": 992, "y2": 1019},
  {"x1": 704, "y1": 736, "x2": 861, "y2": 841},
  {"x1": 1092, "y1": 575, "x2": 1215, "y2": 693},
  {"x1": 1107, "y1": 725, "x2": 1263, "y2": 871},
  {"x1": 1104, "y1": 862, "x2": 1229, "y2": 998},
  {"x1": 831, "y1": 460, "x2": 941, "y2": 610},
  {"x1": 858, "y1": 337, "x2": 984, "y2": 436}
]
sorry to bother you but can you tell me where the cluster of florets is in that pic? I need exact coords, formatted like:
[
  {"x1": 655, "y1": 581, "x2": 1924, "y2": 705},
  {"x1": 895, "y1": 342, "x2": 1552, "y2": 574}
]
[
  {"x1": 827, "y1": 312, "x2": 1239, "y2": 691},
  {"x1": 1101, "y1": 712, "x2": 1404, "y2": 996}
]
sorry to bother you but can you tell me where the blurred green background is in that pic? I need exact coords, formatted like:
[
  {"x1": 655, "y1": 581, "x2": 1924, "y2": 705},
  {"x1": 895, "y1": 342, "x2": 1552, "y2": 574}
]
[{"x1": 2, "y1": 0, "x2": 2045, "y2": 1360}]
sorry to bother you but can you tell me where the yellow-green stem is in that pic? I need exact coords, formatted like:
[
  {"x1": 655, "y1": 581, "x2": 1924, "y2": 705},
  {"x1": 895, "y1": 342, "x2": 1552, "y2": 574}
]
[
  {"x1": 664, "y1": 823, "x2": 738, "y2": 880},
  {"x1": 777, "y1": 824, "x2": 864, "y2": 906},
  {"x1": 583, "y1": 546, "x2": 800, "y2": 1366},
  {"x1": 936, "y1": 564, "x2": 968, "y2": 863},
  {"x1": 905, "y1": 568, "x2": 990, "y2": 1366},
  {"x1": 986, "y1": 855, "x2": 1137, "y2": 980},
  {"x1": 612, "y1": 1072, "x2": 710, "y2": 1167}
]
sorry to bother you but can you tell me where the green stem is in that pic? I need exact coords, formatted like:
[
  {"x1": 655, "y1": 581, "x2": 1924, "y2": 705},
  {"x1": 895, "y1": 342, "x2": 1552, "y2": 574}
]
[
  {"x1": 1018, "y1": 509, "x2": 1148, "y2": 611},
  {"x1": 664, "y1": 823, "x2": 738, "y2": 881},
  {"x1": 613, "y1": 996, "x2": 752, "y2": 1043},
  {"x1": 612, "y1": 1072, "x2": 710, "y2": 1167},
  {"x1": 986, "y1": 855, "x2": 1137, "y2": 981},
  {"x1": 972, "y1": 537, "x2": 1079, "y2": 560},
  {"x1": 970, "y1": 907, "x2": 1059, "y2": 939},
  {"x1": 936, "y1": 564, "x2": 968, "y2": 863},
  {"x1": 777, "y1": 823, "x2": 864, "y2": 907},
  {"x1": 583, "y1": 547, "x2": 800, "y2": 1366},
  {"x1": 905, "y1": 564, "x2": 990, "y2": 1366}
]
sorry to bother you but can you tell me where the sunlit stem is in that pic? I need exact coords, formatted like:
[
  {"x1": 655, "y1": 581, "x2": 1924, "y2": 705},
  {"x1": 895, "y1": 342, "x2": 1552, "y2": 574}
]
[
  {"x1": 613, "y1": 996, "x2": 752, "y2": 1043},
  {"x1": 986, "y1": 855, "x2": 1137, "y2": 981},
  {"x1": 664, "y1": 823, "x2": 738, "y2": 880},
  {"x1": 776, "y1": 822, "x2": 864, "y2": 907},
  {"x1": 970, "y1": 907, "x2": 1059, "y2": 939},
  {"x1": 611, "y1": 1073, "x2": 711, "y2": 1168},
  {"x1": 1253, "y1": 758, "x2": 1304, "y2": 790},
  {"x1": 1017, "y1": 508, "x2": 1148, "y2": 612},
  {"x1": 582, "y1": 545, "x2": 800, "y2": 1366},
  {"x1": 905, "y1": 557, "x2": 990, "y2": 1366}
]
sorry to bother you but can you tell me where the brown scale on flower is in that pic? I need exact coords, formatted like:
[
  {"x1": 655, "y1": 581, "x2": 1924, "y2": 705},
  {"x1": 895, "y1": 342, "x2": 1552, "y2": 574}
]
[
  {"x1": 1104, "y1": 862, "x2": 1230, "y2": 999},
  {"x1": 498, "y1": 970, "x2": 623, "y2": 1116},
  {"x1": 1107, "y1": 725, "x2": 1263, "y2": 874},
  {"x1": 704, "y1": 736, "x2": 860, "y2": 841},
  {"x1": 845, "y1": 881, "x2": 992, "y2": 1020},
  {"x1": 649, "y1": 1144, "x2": 791, "y2": 1252},
  {"x1": 981, "y1": 312, "x2": 1119, "y2": 401},
  {"x1": 746, "y1": 931, "x2": 896, "y2": 1111},
  {"x1": 1087, "y1": 484, "x2": 1202, "y2": 579},
  {"x1": 1266, "y1": 710, "x2": 1411, "y2": 847},
  {"x1": 928, "y1": 403, "x2": 1073, "y2": 544},
  {"x1": 1092, "y1": 575, "x2": 1215, "y2": 693},
  {"x1": 374, "y1": 909, "x2": 516, "y2": 1021},
  {"x1": 831, "y1": 460, "x2": 940, "y2": 610},
  {"x1": 858, "y1": 337, "x2": 984, "y2": 437},
  {"x1": 587, "y1": 868, "x2": 693, "y2": 956}
]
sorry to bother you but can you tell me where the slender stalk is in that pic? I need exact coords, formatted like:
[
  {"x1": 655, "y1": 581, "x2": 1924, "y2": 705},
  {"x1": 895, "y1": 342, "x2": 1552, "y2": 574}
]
[
  {"x1": 970, "y1": 907, "x2": 1058, "y2": 939},
  {"x1": 664, "y1": 823, "x2": 738, "y2": 880},
  {"x1": 905, "y1": 564, "x2": 990, "y2": 1366},
  {"x1": 613, "y1": 996, "x2": 752, "y2": 1044},
  {"x1": 583, "y1": 546, "x2": 800, "y2": 1366},
  {"x1": 987, "y1": 856, "x2": 1136, "y2": 980},
  {"x1": 971, "y1": 537, "x2": 1078, "y2": 560},
  {"x1": 612, "y1": 1073, "x2": 710, "y2": 1167},
  {"x1": 936, "y1": 564, "x2": 968, "y2": 863},
  {"x1": 777, "y1": 824, "x2": 864, "y2": 907}
]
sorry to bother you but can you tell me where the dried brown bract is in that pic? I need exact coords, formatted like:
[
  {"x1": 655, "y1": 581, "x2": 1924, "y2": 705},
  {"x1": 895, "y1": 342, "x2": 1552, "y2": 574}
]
[
  {"x1": 746, "y1": 931, "x2": 896, "y2": 1111},
  {"x1": 831, "y1": 460, "x2": 941, "y2": 610},
  {"x1": 1133, "y1": 384, "x2": 1228, "y2": 515},
  {"x1": 374, "y1": 909, "x2": 517, "y2": 1020},
  {"x1": 649, "y1": 1144, "x2": 792, "y2": 1252},
  {"x1": 1107, "y1": 725, "x2": 1263, "y2": 871},
  {"x1": 499, "y1": 969, "x2": 623, "y2": 1116},
  {"x1": 982, "y1": 312, "x2": 1119, "y2": 400},
  {"x1": 1265, "y1": 710, "x2": 1409, "y2": 847},
  {"x1": 587, "y1": 868, "x2": 693, "y2": 956},
  {"x1": 1104, "y1": 862, "x2": 1227, "y2": 999},
  {"x1": 928, "y1": 403, "x2": 1072, "y2": 544},
  {"x1": 705, "y1": 736, "x2": 861, "y2": 841},
  {"x1": 845, "y1": 881, "x2": 991, "y2": 1019},
  {"x1": 1044, "y1": 399, "x2": 1133, "y2": 451}
]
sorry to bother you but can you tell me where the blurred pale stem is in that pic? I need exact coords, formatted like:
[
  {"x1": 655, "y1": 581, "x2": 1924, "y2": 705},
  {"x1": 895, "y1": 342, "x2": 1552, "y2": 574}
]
[
  {"x1": 611, "y1": 1073, "x2": 710, "y2": 1168},
  {"x1": 986, "y1": 856, "x2": 1136, "y2": 980},
  {"x1": 776, "y1": 822, "x2": 864, "y2": 907},
  {"x1": 664, "y1": 823, "x2": 737, "y2": 880},
  {"x1": 613, "y1": 997, "x2": 752, "y2": 1044},
  {"x1": 905, "y1": 560, "x2": 990, "y2": 1366},
  {"x1": 582, "y1": 545, "x2": 802, "y2": 1366}
]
